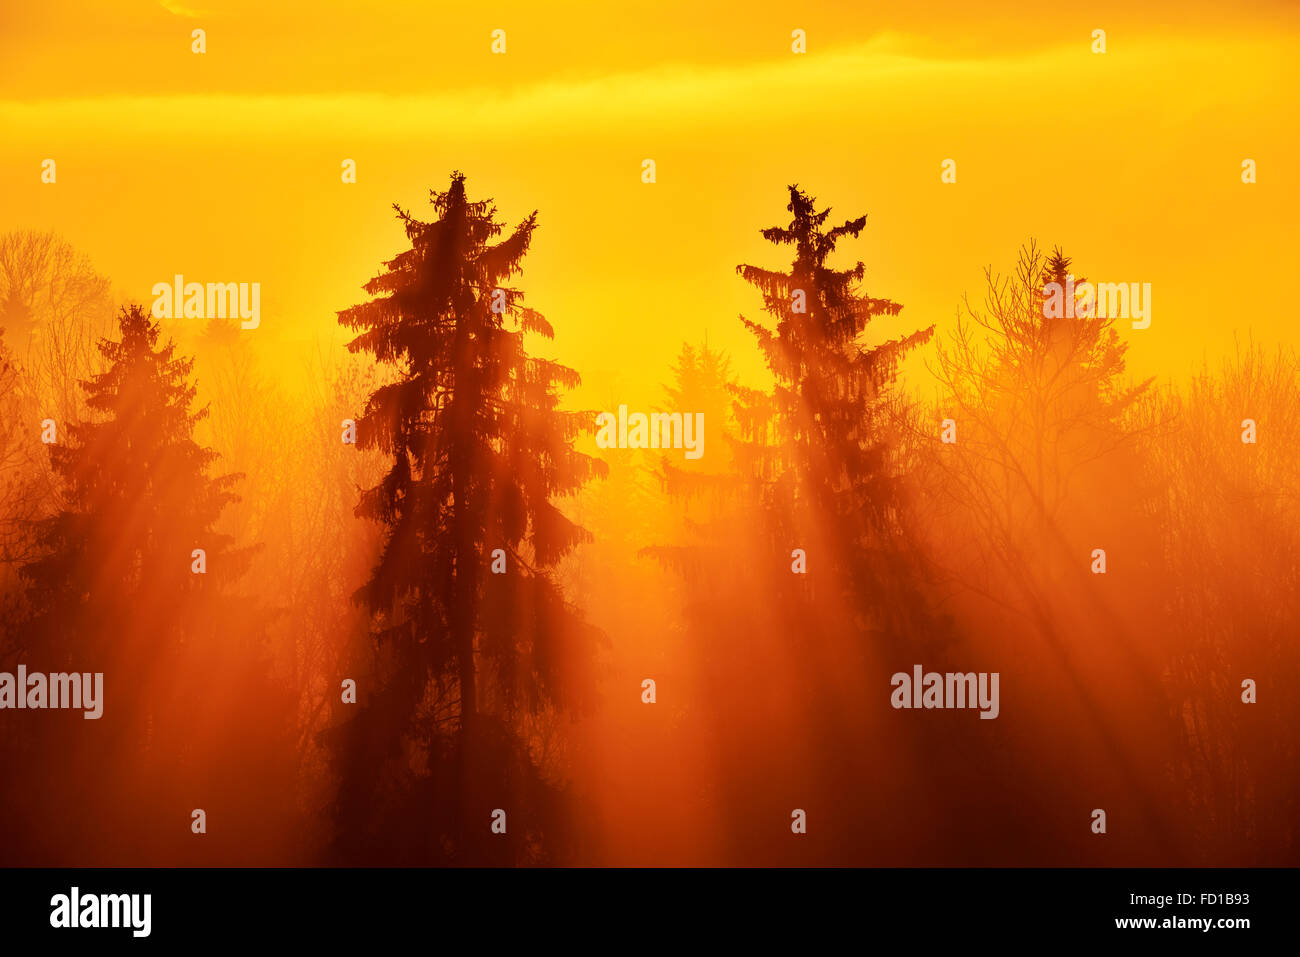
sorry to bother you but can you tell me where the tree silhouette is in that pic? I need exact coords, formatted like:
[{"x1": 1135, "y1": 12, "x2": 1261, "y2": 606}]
[
  {"x1": 22, "y1": 306, "x2": 246, "y2": 617},
  {"x1": 10, "y1": 303, "x2": 283, "y2": 864},
  {"x1": 923, "y1": 242, "x2": 1178, "y2": 863},
  {"x1": 331, "y1": 172, "x2": 605, "y2": 864},
  {"x1": 649, "y1": 338, "x2": 737, "y2": 541},
  {"x1": 640, "y1": 189, "x2": 940, "y2": 864},
  {"x1": 639, "y1": 337, "x2": 741, "y2": 687},
  {"x1": 732, "y1": 184, "x2": 935, "y2": 628},
  {"x1": 929, "y1": 242, "x2": 1154, "y2": 620}
]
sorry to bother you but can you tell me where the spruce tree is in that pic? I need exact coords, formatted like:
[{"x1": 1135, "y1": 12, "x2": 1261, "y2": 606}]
[
  {"x1": 927, "y1": 243, "x2": 1172, "y2": 862},
  {"x1": 932, "y1": 242, "x2": 1153, "y2": 567},
  {"x1": 22, "y1": 305, "x2": 244, "y2": 627},
  {"x1": 15, "y1": 303, "x2": 273, "y2": 863},
  {"x1": 641, "y1": 339, "x2": 738, "y2": 577},
  {"x1": 638, "y1": 192, "x2": 939, "y2": 863},
  {"x1": 332, "y1": 172, "x2": 604, "y2": 863},
  {"x1": 732, "y1": 184, "x2": 934, "y2": 623}
]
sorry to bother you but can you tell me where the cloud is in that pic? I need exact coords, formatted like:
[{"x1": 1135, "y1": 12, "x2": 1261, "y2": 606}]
[{"x1": 158, "y1": 0, "x2": 214, "y2": 17}]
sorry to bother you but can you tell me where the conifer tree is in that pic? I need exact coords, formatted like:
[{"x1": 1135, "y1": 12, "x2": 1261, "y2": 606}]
[
  {"x1": 14, "y1": 303, "x2": 276, "y2": 863},
  {"x1": 22, "y1": 305, "x2": 245, "y2": 627},
  {"x1": 732, "y1": 185, "x2": 934, "y2": 622},
  {"x1": 332, "y1": 172, "x2": 604, "y2": 863},
  {"x1": 932, "y1": 242, "x2": 1153, "y2": 580},
  {"x1": 640, "y1": 192, "x2": 938, "y2": 863},
  {"x1": 925, "y1": 243, "x2": 1174, "y2": 862},
  {"x1": 641, "y1": 339, "x2": 738, "y2": 577},
  {"x1": 664, "y1": 340, "x2": 735, "y2": 476}
]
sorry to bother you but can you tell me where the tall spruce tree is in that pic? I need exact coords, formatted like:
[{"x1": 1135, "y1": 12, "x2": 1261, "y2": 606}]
[
  {"x1": 637, "y1": 191, "x2": 940, "y2": 862},
  {"x1": 732, "y1": 185, "x2": 934, "y2": 625},
  {"x1": 332, "y1": 172, "x2": 604, "y2": 864}
]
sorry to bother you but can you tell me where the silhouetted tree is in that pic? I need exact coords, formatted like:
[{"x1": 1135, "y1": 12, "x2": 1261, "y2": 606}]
[
  {"x1": 922, "y1": 242, "x2": 1178, "y2": 863},
  {"x1": 929, "y1": 242, "x2": 1154, "y2": 626},
  {"x1": 732, "y1": 184, "x2": 935, "y2": 630},
  {"x1": 640, "y1": 190, "x2": 941, "y2": 865},
  {"x1": 646, "y1": 338, "x2": 738, "y2": 567},
  {"x1": 331, "y1": 172, "x2": 605, "y2": 864},
  {"x1": 22, "y1": 306, "x2": 246, "y2": 617},
  {"x1": 9, "y1": 304, "x2": 285, "y2": 864}
]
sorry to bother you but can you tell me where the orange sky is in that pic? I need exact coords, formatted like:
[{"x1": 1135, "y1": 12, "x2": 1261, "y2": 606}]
[{"x1": 3, "y1": 0, "x2": 1298, "y2": 410}]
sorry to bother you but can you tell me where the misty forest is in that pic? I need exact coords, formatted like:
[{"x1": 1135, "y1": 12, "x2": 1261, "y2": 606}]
[{"x1": 0, "y1": 173, "x2": 1295, "y2": 866}]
